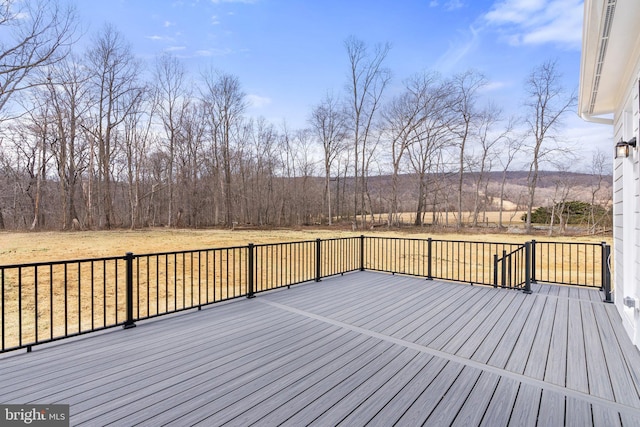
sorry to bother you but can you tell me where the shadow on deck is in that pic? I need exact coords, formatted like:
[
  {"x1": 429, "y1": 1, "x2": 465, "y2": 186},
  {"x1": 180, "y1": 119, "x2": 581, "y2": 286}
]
[{"x1": 0, "y1": 271, "x2": 638, "y2": 426}]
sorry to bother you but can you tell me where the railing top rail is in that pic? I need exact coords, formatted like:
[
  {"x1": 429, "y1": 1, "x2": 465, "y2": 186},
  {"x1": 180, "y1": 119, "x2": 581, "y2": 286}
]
[
  {"x1": 253, "y1": 239, "x2": 317, "y2": 248},
  {"x1": 317, "y1": 236, "x2": 362, "y2": 243},
  {"x1": 496, "y1": 245, "x2": 525, "y2": 262},
  {"x1": 531, "y1": 240, "x2": 607, "y2": 247},
  {"x1": 496, "y1": 244, "x2": 527, "y2": 261},
  {"x1": 365, "y1": 235, "x2": 524, "y2": 246},
  {"x1": 134, "y1": 244, "x2": 250, "y2": 258},
  {"x1": 0, "y1": 255, "x2": 125, "y2": 270}
]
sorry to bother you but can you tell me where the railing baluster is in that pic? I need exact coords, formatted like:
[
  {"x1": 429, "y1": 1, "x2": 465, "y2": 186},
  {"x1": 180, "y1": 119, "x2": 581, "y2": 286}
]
[
  {"x1": 524, "y1": 242, "x2": 532, "y2": 294},
  {"x1": 427, "y1": 238, "x2": 433, "y2": 280},
  {"x1": 123, "y1": 252, "x2": 136, "y2": 329},
  {"x1": 34, "y1": 266, "x2": 38, "y2": 344},
  {"x1": 49, "y1": 265, "x2": 53, "y2": 340},
  {"x1": 247, "y1": 244, "x2": 255, "y2": 299},
  {"x1": 315, "y1": 239, "x2": 322, "y2": 282},
  {"x1": 531, "y1": 240, "x2": 537, "y2": 283},
  {"x1": 602, "y1": 243, "x2": 612, "y2": 303},
  {"x1": 1, "y1": 267, "x2": 4, "y2": 351},
  {"x1": 63, "y1": 264, "x2": 67, "y2": 337},
  {"x1": 360, "y1": 235, "x2": 365, "y2": 272}
]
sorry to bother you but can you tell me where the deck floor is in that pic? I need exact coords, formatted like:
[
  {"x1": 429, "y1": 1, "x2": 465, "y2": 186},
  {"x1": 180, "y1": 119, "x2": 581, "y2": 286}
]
[{"x1": 1, "y1": 271, "x2": 640, "y2": 426}]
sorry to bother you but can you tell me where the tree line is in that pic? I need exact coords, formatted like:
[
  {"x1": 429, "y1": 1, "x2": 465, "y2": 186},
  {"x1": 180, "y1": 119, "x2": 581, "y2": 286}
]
[{"x1": 0, "y1": 0, "x2": 610, "y2": 232}]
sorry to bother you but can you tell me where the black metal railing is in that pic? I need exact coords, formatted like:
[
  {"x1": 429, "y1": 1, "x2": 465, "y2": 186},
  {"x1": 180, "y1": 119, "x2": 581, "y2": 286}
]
[
  {"x1": 363, "y1": 237, "x2": 523, "y2": 286},
  {"x1": 530, "y1": 240, "x2": 609, "y2": 288},
  {"x1": 0, "y1": 256, "x2": 127, "y2": 353},
  {"x1": 493, "y1": 243, "x2": 531, "y2": 292},
  {"x1": 0, "y1": 236, "x2": 611, "y2": 353}
]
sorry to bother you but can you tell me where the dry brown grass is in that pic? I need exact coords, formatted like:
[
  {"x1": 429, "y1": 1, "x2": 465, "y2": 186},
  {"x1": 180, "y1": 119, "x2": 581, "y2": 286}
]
[{"x1": 0, "y1": 225, "x2": 610, "y2": 266}]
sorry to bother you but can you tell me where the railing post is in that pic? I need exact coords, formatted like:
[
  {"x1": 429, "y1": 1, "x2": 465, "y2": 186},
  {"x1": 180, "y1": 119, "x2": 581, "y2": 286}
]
[
  {"x1": 524, "y1": 242, "x2": 532, "y2": 294},
  {"x1": 530, "y1": 239, "x2": 537, "y2": 283},
  {"x1": 315, "y1": 239, "x2": 322, "y2": 282},
  {"x1": 602, "y1": 243, "x2": 612, "y2": 303},
  {"x1": 123, "y1": 252, "x2": 136, "y2": 329},
  {"x1": 427, "y1": 238, "x2": 433, "y2": 280},
  {"x1": 247, "y1": 244, "x2": 255, "y2": 299},
  {"x1": 501, "y1": 250, "x2": 507, "y2": 289},
  {"x1": 493, "y1": 254, "x2": 498, "y2": 288},
  {"x1": 360, "y1": 235, "x2": 365, "y2": 271}
]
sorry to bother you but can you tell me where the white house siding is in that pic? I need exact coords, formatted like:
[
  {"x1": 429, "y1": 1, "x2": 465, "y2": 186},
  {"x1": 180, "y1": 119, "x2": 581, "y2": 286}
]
[
  {"x1": 580, "y1": 0, "x2": 640, "y2": 349},
  {"x1": 613, "y1": 68, "x2": 640, "y2": 346}
]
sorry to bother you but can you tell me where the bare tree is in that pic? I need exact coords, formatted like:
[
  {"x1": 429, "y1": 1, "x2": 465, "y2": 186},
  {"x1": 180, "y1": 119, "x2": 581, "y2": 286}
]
[
  {"x1": 42, "y1": 54, "x2": 92, "y2": 230},
  {"x1": 469, "y1": 103, "x2": 509, "y2": 227},
  {"x1": 292, "y1": 128, "x2": 319, "y2": 225},
  {"x1": 3, "y1": 121, "x2": 50, "y2": 228},
  {"x1": 497, "y1": 120, "x2": 524, "y2": 228},
  {"x1": 382, "y1": 71, "x2": 438, "y2": 226},
  {"x1": 0, "y1": 0, "x2": 78, "y2": 117},
  {"x1": 523, "y1": 59, "x2": 577, "y2": 232},
  {"x1": 344, "y1": 36, "x2": 391, "y2": 228},
  {"x1": 201, "y1": 70, "x2": 247, "y2": 227},
  {"x1": 176, "y1": 102, "x2": 208, "y2": 227},
  {"x1": 154, "y1": 53, "x2": 190, "y2": 227},
  {"x1": 588, "y1": 149, "x2": 612, "y2": 233},
  {"x1": 309, "y1": 92, "x2": 347, "y2": 225},
  {"x1": 406, "y1": 78, "x2": 456, "y2": 226},
  {"x1": 546, "y1": 164, "x2": 577, "y2": 235},
  {"x1": 0, "y1": 138, "x2": 7, "y2": 228},
  {"x1": 122, "y1": 83, "x2": 154, "y2": 229},
  {"x1": 450, "y1": 70, "x2": 487, "y2": 229},
  {"x1": 21, "y1": 100, "x2": 52, "y2": 229},
  {"x1": 85, "y1": 25, "x2": 143, "y2": 229},
  {"x1": 243, "y1": 117, "x2": 279, "y2": 225}
]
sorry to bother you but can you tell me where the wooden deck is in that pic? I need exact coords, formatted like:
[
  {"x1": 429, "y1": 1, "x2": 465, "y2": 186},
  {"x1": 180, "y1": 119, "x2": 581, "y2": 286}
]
[{"x1": 1, "y1": 271, "x2": 640, "y2": 426}]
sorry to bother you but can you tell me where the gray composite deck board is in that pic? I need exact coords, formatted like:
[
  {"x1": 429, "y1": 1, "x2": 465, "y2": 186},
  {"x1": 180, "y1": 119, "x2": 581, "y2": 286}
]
[
  {"x1": 63, "y1": 319, "x2": 335, "y2": 412},
  {"x1": 581, "y1": 299, "x2": 617, "y2": 401},
  {"x1": 76, "y1": 322, "x2": 359, "y2": 424},
  {"x1": 1, "y1": 270, "x2": 639, "y2": 426},
  {"x1": 544, "y1": 297, "x2": 568, "y2": 386},
  {"x1": 538, "y1": 389, "x2": 566, "y2": 426},
  {"x1": 504, "y1": 294, "x2": 547, "y2": 374},
  {"x1": 478, "y1": 377, "x2": 521, "y2": 427},
  {"x1": 567, "y1": 299, "x2": 590, "y2": 393},
  {"x1": 450, "y1": 371, "x2": 501, "y2": 426}
]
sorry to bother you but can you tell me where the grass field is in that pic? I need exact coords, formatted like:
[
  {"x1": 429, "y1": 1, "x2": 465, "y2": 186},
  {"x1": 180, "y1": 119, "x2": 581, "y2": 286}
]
[{"x1": 0, "y1": 224, "x2": 610, "y2": 266}]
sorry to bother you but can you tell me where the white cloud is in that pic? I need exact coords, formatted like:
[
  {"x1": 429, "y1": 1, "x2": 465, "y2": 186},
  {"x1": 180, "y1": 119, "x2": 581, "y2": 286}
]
[
  {"x1": 165, "y1": 46, "x2": 187, "y2": 52},
  {"x1": 164, "y1": 21, "x2": 174, "y2": 27},
  {"x1": 484, "y1": 0, "x2": 582, "y2": 49},
  {"x1": 195, "y1": 50, "x2": 213, "y2": 57},
  {"x1": 146, "y1": 35, "x2": 169, "y2": 41},
  {"x1": 195, "y1": 48, "x2": 232, "y2": 56},
  {"x1": 485, "y1": 0, "x2": 546, "y2": 24},
  {"x1": 247, "y1": 94, "x2": 271, "y2": 108},
  {"x1": 444, "y1": 0, "x2": 464, "y2": 11},
  {"x1": 429, "y1": 0, "x2": 465, "y2": 11},
  {"x1": 435, "y1": 25, "x2": 480, "y2": 71},
  {"x1": 480, "y1": 80, "x2": 511, "y2": 92},
  {"x1": 211, "y1": 15, "x2": 220, "y2": 25}
]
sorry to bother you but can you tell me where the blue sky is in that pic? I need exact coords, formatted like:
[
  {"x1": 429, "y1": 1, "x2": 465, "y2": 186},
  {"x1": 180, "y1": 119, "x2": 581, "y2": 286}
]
[{"x1": 74, "y1": 0, "x2": 611, "y2": 171}]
